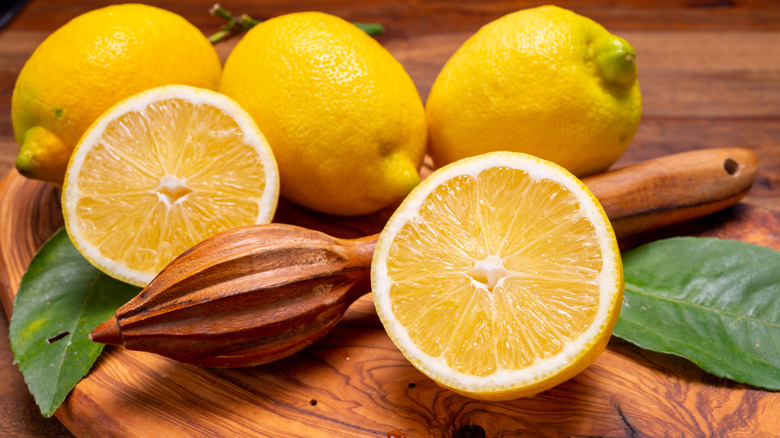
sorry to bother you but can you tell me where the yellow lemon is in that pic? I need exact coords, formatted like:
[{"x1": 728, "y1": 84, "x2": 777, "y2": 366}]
[
  {"x1": 62, "y1": 85, "x2": 279, "y2": 287},
  {"x1": 220, "y1": 12, "x2": 427, "y2": 216},
  {"x1": 12, "y1": 4, "x2": 222, "y2": 185},
  {"x1": 371, "y1": 152, "x2": 624, "y2": 400},
  {"x1": 426, "y1": 6, "x2": 641, "y2": 177}
]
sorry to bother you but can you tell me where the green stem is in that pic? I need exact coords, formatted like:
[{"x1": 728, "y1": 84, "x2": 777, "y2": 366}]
[
  {"x1": 353, "y1": 22, "x2": 385, "y2": 36},
  {"x1": 238, "y1": 14, "x2": 261, "y2": 29},
  {"x1": 210, "y1": 3, "x2": 234, "y2": 22},
  {"x1": 208, "y1": 4, "x2": 385, "y2": 44}
]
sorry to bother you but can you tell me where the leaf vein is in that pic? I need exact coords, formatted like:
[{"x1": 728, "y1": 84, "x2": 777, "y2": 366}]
[{"x1": 624, "y1": 284, "x2": 779, "y2": 329}]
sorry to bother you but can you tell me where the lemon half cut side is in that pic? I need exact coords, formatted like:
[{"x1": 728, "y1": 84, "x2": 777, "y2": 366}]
[
  {"x1": 371, "y1": 151, "x2": 623, "y2": 400},
  {"x1": 62, "y1": 85, "x2": 280, "y2": 287}
]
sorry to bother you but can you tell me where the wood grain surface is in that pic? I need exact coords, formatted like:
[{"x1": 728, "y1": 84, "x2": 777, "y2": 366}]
[
  {"x1": 1, "y1": 169, "x2": 779, "y2": 437},
  {"x1": 1, "y1": 1, "x2": 780, "y2": 437}
]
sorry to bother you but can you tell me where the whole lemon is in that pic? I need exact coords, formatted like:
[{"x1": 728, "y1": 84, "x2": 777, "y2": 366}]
[
  {"x1": 219, "y1": 12, "x2": 427, "y2": 216},
  {"x1": 12, "y1": 4, "x2": 222, "y2": 184},
  {"x1": 426, "y1": 5, "x2": 641, "y2": 177}
]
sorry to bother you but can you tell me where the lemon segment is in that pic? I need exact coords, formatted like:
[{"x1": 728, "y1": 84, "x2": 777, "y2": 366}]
[
  {"x1": 372, "y1": 152, "x2": 623, "y2": 400},
  {"x1": 62, "y1": 85, "x2": 279, "y2": 287}
]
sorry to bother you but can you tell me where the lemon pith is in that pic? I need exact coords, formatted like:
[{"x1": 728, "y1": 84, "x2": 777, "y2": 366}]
[
  {"x1": 372, "y1": 152, "x2": 623, "y2": 400},
  {"x1": 62, "y1": 85, "x2": 279, "y2": 287}
]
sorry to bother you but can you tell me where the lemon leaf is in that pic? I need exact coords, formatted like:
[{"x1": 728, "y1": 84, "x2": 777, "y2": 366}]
[
  {"x1": 615, "y1": 237, "x2": 780, "y2": 390},
  {"x1": 9, "y1": 228, "x2": 141, "y2": 417}
]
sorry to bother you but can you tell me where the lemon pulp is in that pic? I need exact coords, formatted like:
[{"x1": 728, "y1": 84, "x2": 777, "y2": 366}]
[
  {"x1": 63, "y1": 86, "x2": 279, "y2": 286},
  {"x1": 372, "y1": 152, "x2": 622, "y2": 400},
  {"x1": 387, "y1": 166, "x2": 602, "y2": 375}
]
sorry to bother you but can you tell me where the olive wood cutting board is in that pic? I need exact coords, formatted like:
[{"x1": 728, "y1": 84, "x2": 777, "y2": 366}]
[{"x1": 1, "y1": 167, "x2": 778, "y2": 437}]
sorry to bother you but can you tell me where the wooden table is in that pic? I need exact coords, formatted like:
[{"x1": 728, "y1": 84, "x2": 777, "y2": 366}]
[{"x1": 1, "y1": 1, "x2": 779, "y2": 436}]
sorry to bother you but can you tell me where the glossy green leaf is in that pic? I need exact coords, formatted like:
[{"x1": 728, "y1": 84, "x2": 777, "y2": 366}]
[
  {"x1": 615, "y1": 237, "x2": 780, "y2": 390},
  {"x1": 9, "y1": 228, "x2": 141, "y2": 417}
]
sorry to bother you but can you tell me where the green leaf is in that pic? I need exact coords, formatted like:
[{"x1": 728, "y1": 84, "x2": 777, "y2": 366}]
[
  {"x1": 615, "y1": 237, "x2": 780, "y2": 390},
  {"x1": 9, "y1": 228, "x2": 141, "y2": 417}
]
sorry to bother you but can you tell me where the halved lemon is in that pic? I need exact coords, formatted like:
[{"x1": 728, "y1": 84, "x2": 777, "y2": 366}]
[
  {"x1": 371, "y1": 151, "x2": 623, "y2": 400},
  {"x1": 62, "y1": 85, "x2": 279, "y2": 287}
]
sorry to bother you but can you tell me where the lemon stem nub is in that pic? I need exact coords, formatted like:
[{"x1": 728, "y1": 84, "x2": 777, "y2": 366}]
[
  {"x1": 594, "y1": 35, "x2": 637, "y2": 88},
  {"x1": 16, "y1": 126, "x2": 71, "y2": 183}
]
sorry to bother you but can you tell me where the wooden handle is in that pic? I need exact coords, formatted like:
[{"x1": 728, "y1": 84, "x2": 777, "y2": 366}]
[{"x1": 584, "y1": 147, "x2": 757, "y2": 238}]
